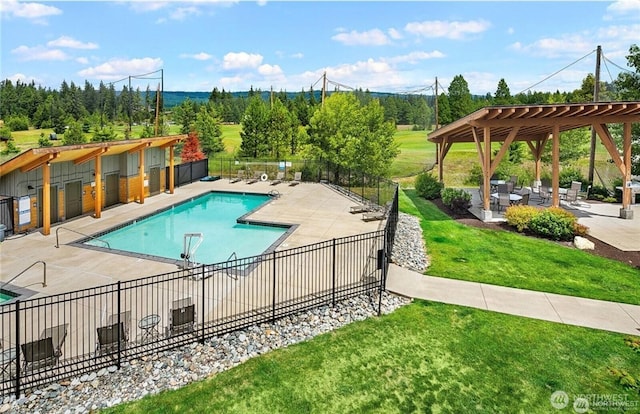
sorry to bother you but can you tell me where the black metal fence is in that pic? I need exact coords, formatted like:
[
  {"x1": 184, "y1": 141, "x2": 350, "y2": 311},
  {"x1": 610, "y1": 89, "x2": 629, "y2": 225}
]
[
  {"x1": 0, "y1": 183, "x2": 398, "y2": 398},
  {"x1": 167, "y1": 158, "x2": 209, "y2": 188},
  {"x1": 209, "y1": 157, "x2": 398, "y2": 208}
]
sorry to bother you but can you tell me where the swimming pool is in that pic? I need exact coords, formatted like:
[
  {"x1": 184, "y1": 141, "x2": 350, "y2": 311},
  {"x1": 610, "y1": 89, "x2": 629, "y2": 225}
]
[
  {"x1": 83, "y1": 192, "x2": 292, "y2": 264},
  {"x1": 0, "y1": 291, "x2": 17, "y2": 304}
]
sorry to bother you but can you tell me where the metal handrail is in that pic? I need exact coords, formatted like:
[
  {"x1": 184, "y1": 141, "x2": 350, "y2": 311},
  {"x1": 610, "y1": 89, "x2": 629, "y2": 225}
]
[
  {"x1": 0, "y1": 260, "x2": 47, "y2": 290},
  {"x1": 224, "y1": 252, "x2": 238, "y2": 280},
  {"x1": 55, "y1": 227, "x2": 110, "y2": 249}
]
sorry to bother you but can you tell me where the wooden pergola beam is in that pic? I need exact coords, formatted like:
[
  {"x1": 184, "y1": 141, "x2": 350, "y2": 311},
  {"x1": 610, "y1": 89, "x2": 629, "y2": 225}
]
[
  {"x1": 20, "y1": 153, "x2": 58, "y2": 173},
  {"x1": 73, "y1": 148, "x2": 107, "y2": 165}
]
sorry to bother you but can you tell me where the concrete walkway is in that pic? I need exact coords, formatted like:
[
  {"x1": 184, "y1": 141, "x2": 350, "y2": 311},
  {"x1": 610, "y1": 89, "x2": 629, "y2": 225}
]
[{"x1": 386, "y1": 264, "x2": 640, "y2": 336}]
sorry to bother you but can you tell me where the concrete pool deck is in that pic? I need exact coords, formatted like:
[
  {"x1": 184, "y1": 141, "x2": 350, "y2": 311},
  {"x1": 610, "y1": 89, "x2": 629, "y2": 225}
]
[{"x1": 0, "y1": 179, "x2": 385, "y2": 298}]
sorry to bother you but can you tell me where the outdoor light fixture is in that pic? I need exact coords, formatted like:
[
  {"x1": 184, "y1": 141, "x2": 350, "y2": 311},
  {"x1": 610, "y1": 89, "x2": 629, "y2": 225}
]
[{"x1": 27, "y1": 185, "x2": 34, "y2": 190}]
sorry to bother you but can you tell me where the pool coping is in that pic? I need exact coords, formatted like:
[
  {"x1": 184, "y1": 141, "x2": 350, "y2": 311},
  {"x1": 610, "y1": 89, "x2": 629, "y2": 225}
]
[{"x1": 68, "y1": 190, "x2": 298, "y2": 269}]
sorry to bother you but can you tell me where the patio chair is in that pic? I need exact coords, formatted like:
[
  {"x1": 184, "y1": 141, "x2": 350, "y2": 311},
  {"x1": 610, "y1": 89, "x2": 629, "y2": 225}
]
[
  {"x1": 565, "y1": 188, "x2": 579, "y2": 205},
  {"x1": 289, "y1": 171, "x2": 302, "y2": 186},
  {"x1": 570, "y1": 181, "x2": 582, "y2": 192},
  {"x1": 230, "y1": 170, "x2": 245, "y2": 183},
  {"x1": 271, "y1": 171, "x2": 285, "y2": 185},
  {"x1": 518, "y1": 193, "x2": 530, "y2": 206},
  {"x1": 497, "y1": 193, "x2": 511, "y2": 211},
  {"x1": 107, "y1": 310, "x2": 131, "y2": 343},
  {"x1": 538, "y1": 186, "x2": 551, "y2": 204},
  {"x1": 96, "y1": 322, "x2": 127, "y2": 356},
  {"x1": 21, "y1": 323, "x2": 68, "y2": 373},
  {"x1": 167, "y1": 298, "x2": 195, "y2": 337}
]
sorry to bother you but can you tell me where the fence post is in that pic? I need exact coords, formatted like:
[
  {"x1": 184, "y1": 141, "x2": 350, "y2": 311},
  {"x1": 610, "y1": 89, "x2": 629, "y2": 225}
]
[
  {"x1": 14, "y1": 300, "x2": 21, "y2": 398},
  {"x1": 200, "y1": 264, "x2": 206, "y2": 344},
  {"x1": 271, "y1": 252, "x2": 277, "y2": 322},
  {"x1": 116, "y1": 281, "x2": 121, "y2": 369},
  {"x1": 378, "y1": 232, "x2": 387, "y2": 317},
  {"x1": 332, "y1": 239, "x2": 336, "y2": 307}
]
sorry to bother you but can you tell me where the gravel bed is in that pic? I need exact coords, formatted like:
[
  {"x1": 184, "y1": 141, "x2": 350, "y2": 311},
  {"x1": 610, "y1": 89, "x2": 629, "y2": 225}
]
[{"x1": 2, "y1": 213, "x2": 427, "y2": 413}]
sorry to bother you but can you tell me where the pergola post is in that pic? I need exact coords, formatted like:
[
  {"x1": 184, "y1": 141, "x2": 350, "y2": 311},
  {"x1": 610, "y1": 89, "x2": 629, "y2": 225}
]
[
  {"x1": 551, "y1": 125, "x2": 560, "y2": 207},
  {"x1": 481, "y1": 126, "x2": 492, "y2": 220},
  {"x1": 169, "y1": 145, "x2": 175, "y2": 194}
]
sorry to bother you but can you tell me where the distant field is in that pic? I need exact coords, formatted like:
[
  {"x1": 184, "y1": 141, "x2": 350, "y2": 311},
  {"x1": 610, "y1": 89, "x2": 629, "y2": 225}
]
[{"x1": 2, "y1": 124, "x2": 617, "y2": 188}]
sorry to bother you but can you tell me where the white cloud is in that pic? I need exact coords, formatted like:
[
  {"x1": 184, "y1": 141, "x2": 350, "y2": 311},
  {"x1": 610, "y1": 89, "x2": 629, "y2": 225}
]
[
  {"x1": 222, "y1": 52, "x2": 263, "y2": 70},
  {"x1": 405, "y1": 19, "x2": 491, "y2": 40},
  {"x1": 508, "y1": 35, "x2": 594, "y2": 58},
  {"x1": 388, "y1": 50, "x2": 445, "y2": 64},
  {"x1": 605, "y1": 0, "x2": 640, "y2": 20},
  {"x1": 291, "y1": 52, "x2": 304, "y2": 59},
  {"x1": 0, "y1": 0, "x2": 61, "y2": 20},
  {"x1": 258, "y1": 64, "x2": 283, "y2": 77},
  {"x1": 78, "y1": 57, "x2": 163, "y2": 81},
  {"x1": 76, "y1": 57, "x2": 89, "y2": 65},
  {"x1": 11, "y1": 45, "x2": 68, "y2": 61},
  {"x1": 180, "y1": 52, "x2": 213, "y2": 61},
  {"x1": 332, "y1": 29, "x2": 390, "y2": 46},
  {"x1": 169, "y1": 6, "x2": 201, "y2": 21},
  {"x1": 47, "y1": 36, "x2": 98, "y2": 50},
  {"x1": 388, "y1": 28, "x2": 403, "y2": 40},
  {"x1": 507, "y1": 27, "x2": 515, "y2": 35}
]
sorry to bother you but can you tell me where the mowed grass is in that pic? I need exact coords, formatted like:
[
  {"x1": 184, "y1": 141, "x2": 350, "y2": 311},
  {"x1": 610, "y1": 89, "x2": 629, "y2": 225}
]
[
  {"x1": 400, "y1": 189, "x2": 640, "y2": 305},
  {"x1": 103, "y1": 301, "x2": 640, "y2": 414}
]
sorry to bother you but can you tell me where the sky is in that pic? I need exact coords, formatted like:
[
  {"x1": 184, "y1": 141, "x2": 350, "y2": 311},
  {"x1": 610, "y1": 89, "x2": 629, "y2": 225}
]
[{"x1": 1, "y1": 0, "x2": 639, "y2": 96}]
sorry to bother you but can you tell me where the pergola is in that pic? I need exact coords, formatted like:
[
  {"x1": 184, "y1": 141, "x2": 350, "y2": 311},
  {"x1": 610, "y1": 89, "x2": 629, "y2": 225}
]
[
  {"x1": 0, "y1": 135, "x2": 185, "y2": 235},
  {"x1": 427, "y1": 102, "x2": 640, "y2": 221}
]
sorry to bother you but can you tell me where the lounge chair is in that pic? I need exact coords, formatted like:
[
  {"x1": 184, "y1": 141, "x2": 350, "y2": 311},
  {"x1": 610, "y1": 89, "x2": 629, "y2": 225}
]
[
  {"x1": 271, "y1": 171, "x2": 285, "y2": 185},
  {"x1": 21, "y1": 323, "x2": 68, "y2": 373},
  {"x1": 96, "y1": 322, "x2": 127, "y2": 356},
  {"x1": 230, "y1": 170, "x2": 245, "y2": 183},
  {"x1": 96, "y1": 310, "x2": 131, "y2": 356},
  {"x1": 167, "y1": 298, "x2": 195, "y2": 337},
  {"x1": 289, "y1": 172, "x2": 302, "y2": 186},
  {"x1": 497, "y1": 193, "x2": 511, "y2": 211},
  {"x1": 246, "y1": 171, "x2": 264, "y2": 184},
  {"x1": 362, "y1": 210, "x2": 386, "y2": 222},
  {"x1": 350, "y1": 203, "x2": 373, "y2": 214}
]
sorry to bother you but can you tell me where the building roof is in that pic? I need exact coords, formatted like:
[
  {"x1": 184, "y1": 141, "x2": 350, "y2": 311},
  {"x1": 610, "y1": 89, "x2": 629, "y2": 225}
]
[
  {"x1": 427, "y1": 101, "x2": 640, "y2": 144},
  {"x1": 0, "y1": 135, "x2": 186, "y2": 177}
]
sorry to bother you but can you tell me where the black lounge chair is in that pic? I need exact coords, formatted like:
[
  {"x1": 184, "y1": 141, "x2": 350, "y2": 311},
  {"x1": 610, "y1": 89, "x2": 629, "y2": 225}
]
[{"x1": 168, "y1": 298, "x2": 195, "y2": 337}]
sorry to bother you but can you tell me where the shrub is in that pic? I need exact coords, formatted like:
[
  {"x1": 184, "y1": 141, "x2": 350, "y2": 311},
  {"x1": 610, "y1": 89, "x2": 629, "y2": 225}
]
[
  {"x1": 559, "y1": 166, "x2": 585, "y2": 189},
  {"x1": 5, "y1": 115, "x2": 30, "y2": 131},
  {"x1": 528, "y1": 207, "x2": 577, "y2": 241},
  {"x1": 440, "y1": 188, "x2": 471, "y2": 213},
  {"x1": 574, "y1": 223, "x2": 589, "y2": 237},
  {"x1": 589, "y1": 185, "x2": 610, "y2": 200},
  {"x1": 464, "y1": 164, "x2": 483, "y2": 186},
  {"x1": 603, "y1": 196, "x2": 618, "y2": 203},
  {"x1": 504, "y1": 205, "x2": 540, "y2": 232},
  {"x1": 415, "y1": 172, "x2": 443, "y2": 200}
]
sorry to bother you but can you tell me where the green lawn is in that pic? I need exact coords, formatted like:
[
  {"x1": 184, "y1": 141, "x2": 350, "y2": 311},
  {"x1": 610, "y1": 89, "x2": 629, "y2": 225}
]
[
  {"x1": 400, "y1": 189, "x2": 640, "y2": 305},
  {"x1": 104, "y1": 301, "x2": 640, "y2": 414}
]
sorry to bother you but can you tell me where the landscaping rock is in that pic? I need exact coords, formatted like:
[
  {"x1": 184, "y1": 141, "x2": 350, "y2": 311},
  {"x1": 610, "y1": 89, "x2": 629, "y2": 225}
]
[{"x1": 574, "y1": 236, "x2": 595, "y2": 250}]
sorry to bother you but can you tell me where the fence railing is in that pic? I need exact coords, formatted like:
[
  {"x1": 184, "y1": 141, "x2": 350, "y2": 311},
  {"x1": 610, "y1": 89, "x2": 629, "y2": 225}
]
[
  {"x1": 167, "y1": 158, "x2": 209, "y2": 188},
  {"x1": 0, "y1": 164, "x2": 398, "y2": 398},
  {"x1": 0, "y1": 201, "x2": 396, "y2": 397}
]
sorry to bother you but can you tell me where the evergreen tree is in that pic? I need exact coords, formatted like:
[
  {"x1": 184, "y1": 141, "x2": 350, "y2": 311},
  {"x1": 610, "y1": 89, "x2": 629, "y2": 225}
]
[
  {"x1": 448, "y1": 75, "x2": 474, "y2": 119},
  {"x1": 195, "y1": 105, "x2": 224, "y2": 155},
  {"x1": 240, "y1": 96, "x2": 269, "y2": 158},
  {"x1": 62, "y1": 121, "x2": 86, "y2": 145},
  {"x1": 494, "y1": 79, "x2": 512, "y2": 105}
]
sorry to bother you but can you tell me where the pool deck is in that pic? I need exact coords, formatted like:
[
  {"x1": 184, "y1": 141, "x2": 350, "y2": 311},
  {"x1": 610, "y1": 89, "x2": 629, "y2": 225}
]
[{"x1": 0, "y1": 179, "x2": 385, "y2": 298}]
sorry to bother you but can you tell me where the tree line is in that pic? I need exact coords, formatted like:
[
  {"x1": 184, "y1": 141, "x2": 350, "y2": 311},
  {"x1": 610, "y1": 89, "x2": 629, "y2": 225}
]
[{"x1": 1, "y1": 44, "x2": 638, "y2": 176}]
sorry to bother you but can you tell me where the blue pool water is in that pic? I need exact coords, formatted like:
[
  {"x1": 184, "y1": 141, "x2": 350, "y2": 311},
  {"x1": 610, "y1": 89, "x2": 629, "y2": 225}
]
[
  {"x1": 85, "y1": 192, "x2": 289, "y2": 264},
  {"x1": 0, "y1": 291, "x2": 17, "y2": 304}
]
